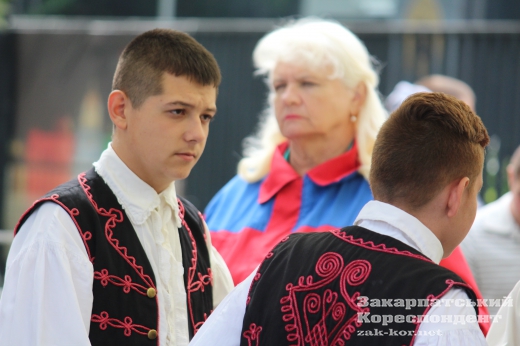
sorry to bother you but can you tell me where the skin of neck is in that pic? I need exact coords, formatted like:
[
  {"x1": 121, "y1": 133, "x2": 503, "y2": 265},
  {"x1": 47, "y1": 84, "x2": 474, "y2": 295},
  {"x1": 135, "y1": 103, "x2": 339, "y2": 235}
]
[{"x1": 288, "y1": 130, "x2": 355, "y2": 176}]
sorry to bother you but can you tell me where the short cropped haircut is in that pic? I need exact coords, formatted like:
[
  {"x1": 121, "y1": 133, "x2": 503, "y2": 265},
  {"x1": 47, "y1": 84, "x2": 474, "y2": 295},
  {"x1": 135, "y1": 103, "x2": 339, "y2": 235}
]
[
  {"x1": 509, "y1": 145, "x2": 520, "y2": 179},
  {"x1": 112, "y1": 28, "x2": 221, "y2": 109},
  {"x1": 370, "y1": 92, "x2": 490, "y2": 209}
]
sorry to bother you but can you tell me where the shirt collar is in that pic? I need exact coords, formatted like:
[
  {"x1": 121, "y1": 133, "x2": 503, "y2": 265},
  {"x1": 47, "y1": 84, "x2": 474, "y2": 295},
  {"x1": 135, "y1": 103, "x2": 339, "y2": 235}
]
[
  {"x1": 354, "y1": 200, "x2": 444, "y2": 263},
  {"x1": 258, "y1": 141, "x2": 360, "y2": 204},
  {"x1": 93, "y1": 143, "x2": 181, "y2": 227}
]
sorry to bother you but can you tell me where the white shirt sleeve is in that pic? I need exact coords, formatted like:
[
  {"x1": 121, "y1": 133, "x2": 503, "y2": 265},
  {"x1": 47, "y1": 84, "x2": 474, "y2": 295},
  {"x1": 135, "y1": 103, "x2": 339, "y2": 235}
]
[
  {"x1": 202, "y1": 219, "x2": 234, "y2": 307},
  {"x1": 487, "y1": 280, "x2": 520, "y2": 346},
  {"x1": 414, "y1": 287, "x2": 487, "y2": 345},
  {"x1": 190, "y1": 270, "x2": 255, "y2": 345},
  {"x1": 0, "y1": 202, "x2": 94, "y2": 346}
]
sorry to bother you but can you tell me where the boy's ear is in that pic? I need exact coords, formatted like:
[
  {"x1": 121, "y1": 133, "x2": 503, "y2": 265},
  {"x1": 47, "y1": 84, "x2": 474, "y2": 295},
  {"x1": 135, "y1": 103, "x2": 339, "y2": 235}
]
[
  {"x1": 446, "y1": 177, "x2": 470, "y2": 218},
  {"x1": 108, "y1": 90, "x2": 129, "y2": 130}
]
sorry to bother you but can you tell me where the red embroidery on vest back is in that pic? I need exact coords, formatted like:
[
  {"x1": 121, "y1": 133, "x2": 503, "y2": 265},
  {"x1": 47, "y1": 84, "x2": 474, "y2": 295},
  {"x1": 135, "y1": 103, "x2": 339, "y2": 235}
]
[
  {"x1": 243, "y1": 323, "x2": 263, "y2": 346},
  {"x1": 280, "y1": 252, "x2": 371, "y2": 345}
]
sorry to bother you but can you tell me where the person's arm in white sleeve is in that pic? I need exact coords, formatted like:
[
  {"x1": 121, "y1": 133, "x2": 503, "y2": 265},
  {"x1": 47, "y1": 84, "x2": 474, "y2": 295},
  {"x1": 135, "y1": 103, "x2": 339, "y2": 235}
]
[
  {"x1": 0, "y1": 202, "x2": 94, "y2": 346},
  {"x1": 487, "y1": 280, "x2": 520, "y2": 345},
  {"x1": 190, "y1": 270, "x2": 255, "y2": 345},
  {"x1": 413, "y1": 287, "x2": 486, "y2": 345},
  {"x1": 202, "y1": 219, "x2": 234, "y2": 307}
]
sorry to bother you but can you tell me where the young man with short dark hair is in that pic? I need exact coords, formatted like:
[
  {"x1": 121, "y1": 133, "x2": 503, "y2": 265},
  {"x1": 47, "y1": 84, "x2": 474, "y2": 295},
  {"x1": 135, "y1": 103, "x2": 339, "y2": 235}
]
[
  {"x1": 0, "y1": 29, "x2": 233, "y2": 346},
  {"x1": 190, "y1": 92, "x2": 489, "y2": 345}
]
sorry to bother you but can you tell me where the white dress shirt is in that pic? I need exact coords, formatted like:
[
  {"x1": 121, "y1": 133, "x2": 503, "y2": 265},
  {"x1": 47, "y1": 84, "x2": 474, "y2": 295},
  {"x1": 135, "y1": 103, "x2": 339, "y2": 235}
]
[
  {"x1": 487, "y1": 279, "x2": 520, "y2": 345},
  {"x1": 0, "y1": 144, "x2": 233, "y2": 346},
  {"x1": 190, "y1": 201, "x2": 486, "y2": 346}
]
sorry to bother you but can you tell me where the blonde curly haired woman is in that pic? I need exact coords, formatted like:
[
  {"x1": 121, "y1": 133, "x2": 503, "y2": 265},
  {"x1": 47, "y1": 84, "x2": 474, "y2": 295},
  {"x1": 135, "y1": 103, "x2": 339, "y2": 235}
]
[{"x1": 206, "y1": 18, "x2": 387, "y2": 284}]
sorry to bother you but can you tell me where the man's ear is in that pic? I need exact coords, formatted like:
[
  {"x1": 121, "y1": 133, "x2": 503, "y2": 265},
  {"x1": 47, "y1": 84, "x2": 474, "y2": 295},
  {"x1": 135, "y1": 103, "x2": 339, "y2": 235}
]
[
  {"x1": 446, "y1": 177, "x2": 470, "y2": 218},
  {"x1": 108, "y1": 90, "x2": 129, "y2": 130}
]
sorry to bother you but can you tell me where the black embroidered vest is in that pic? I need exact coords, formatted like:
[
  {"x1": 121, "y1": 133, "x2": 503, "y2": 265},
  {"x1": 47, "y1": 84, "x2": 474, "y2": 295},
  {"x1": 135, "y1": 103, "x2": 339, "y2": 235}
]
[
  {"x1": 15, "y1": 169, "x2": 213, "y2": 345},
  {"x1": 241, "y1": 226, "x2": 478, "y2": 346}
]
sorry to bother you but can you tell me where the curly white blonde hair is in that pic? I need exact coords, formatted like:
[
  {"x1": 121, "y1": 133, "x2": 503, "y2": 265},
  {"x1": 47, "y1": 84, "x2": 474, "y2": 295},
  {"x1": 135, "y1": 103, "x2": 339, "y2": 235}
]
[{"x1": 238, "y1": 18, "x2": 387, "y2": 182}]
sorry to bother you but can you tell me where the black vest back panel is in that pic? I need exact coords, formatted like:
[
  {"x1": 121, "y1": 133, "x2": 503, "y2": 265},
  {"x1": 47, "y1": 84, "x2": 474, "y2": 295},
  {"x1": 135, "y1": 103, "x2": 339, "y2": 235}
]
[
  {"x1": 15, "y1": 169, "x2": 213, "y2": 345},
  {"x1": 240, "y1": 226, "x2": 478, "y2": 346}
]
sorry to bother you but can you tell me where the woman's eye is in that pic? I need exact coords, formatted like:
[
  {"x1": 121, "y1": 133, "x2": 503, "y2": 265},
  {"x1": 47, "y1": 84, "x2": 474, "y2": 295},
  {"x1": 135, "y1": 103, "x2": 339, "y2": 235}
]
[{"x1": 274, "y1": 84, "x2": 286, "y2": 92}]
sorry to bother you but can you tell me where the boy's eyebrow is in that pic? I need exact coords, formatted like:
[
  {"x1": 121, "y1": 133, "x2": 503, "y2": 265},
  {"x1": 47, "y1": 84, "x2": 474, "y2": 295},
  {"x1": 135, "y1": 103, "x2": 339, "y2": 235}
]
[{"x1": 165, "y1": 101, "x2": 217, "y2": 113}]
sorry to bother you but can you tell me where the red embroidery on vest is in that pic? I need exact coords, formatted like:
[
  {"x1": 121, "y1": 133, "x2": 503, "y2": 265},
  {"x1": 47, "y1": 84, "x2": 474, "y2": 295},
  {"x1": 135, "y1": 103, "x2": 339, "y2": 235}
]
[
  {"x1": 408, "y1": 278, "x2": 476, "y2": 346},
  {"x1": 15, "y1": 194, "x2": 95, "y2": 261},
  {"x1": 94, "y1": 268, "x2": 149, "y2": 295},
  {"x1": 78, "y1": 173, "x2": 156, "y2": 290},
  {"x1": 243, "y1": 323, "x2": 262, "y2": 346},
  {"x1": 91, "y1": 311, "x2": 151, "y2": 337},
  {"x1": 280, "y1": 252, "x2": 371, "y2": 345},
  {"x1": 330, "y1": 229, "x2": 432, "y2": 263},
  {"x1": 178, "y1": 201, "x2": 213, "y2": 334}
]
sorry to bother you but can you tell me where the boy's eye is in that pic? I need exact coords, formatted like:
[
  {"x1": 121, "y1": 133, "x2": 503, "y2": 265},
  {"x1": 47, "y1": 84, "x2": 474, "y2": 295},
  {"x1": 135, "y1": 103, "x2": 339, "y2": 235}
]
[{"x1": 201, "y1": 114, "x2": 214, "y2": 122}]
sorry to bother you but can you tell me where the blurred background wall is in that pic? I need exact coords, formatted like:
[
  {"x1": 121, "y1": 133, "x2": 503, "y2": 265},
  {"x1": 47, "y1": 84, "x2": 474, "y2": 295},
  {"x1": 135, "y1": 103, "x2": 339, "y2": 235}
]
[{"x1": 1, "y1": 0, "x2": 520, "y2": 283}]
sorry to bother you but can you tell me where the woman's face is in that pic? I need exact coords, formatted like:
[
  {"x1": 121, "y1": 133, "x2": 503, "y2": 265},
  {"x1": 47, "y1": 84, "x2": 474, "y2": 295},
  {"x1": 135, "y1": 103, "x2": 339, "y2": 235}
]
[{"x1": 272, "y1": 61, "x2": 364, "y2": 142}]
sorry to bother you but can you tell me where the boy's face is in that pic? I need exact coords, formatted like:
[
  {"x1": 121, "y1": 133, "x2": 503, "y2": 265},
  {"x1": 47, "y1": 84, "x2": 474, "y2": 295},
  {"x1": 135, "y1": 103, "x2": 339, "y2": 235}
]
[{"x1": 121, "y1": 73, "x2": 217, "y2": 192}]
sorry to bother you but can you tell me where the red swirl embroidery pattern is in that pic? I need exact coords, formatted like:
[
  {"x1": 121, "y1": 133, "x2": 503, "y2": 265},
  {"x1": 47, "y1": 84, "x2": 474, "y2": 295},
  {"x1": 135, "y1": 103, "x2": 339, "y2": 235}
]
[
  {"x1": 14, "y1": 194, "x2": 95, "y2": 262},
  {"x1": 178, "y1": 201, "x2": 213, "y2": 334},
  {"x1": 330, "y1": 229, "x2": 431, "y2": 263},
  {"x1": 280, "y1": 253, "x2": 371, "y2": 345},
  {"x1": 94, "y1": 268, "x2": 149, "y2": 295},
  {"x1": 78, "y1": 173, "x2": 156, "y2": 291},
  {"x1": 243, "y1": 323, "x2": 263, "y2": 346},
  {"x1": 91, "y1": 311, "x2": 151, "y2": 336}
]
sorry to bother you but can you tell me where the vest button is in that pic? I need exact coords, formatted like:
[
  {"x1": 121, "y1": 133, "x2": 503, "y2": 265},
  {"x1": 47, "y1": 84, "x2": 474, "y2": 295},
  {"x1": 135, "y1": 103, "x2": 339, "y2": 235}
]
[
  {"x1": 148, "y1": 329, "x2": 158, "y2": 340},
  {"x1": 147, "y1": 287, "x2": 156, "y2": 298}
]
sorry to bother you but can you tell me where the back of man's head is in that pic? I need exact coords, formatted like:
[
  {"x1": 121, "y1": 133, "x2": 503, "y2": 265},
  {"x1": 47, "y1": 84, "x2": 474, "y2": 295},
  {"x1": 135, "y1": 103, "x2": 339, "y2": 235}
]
[
  {"x1": 112, "y1": 28, "x2": 221, "y2": 109},
  {"x1": 370, "y1": 92, "x2": 489, "y2": 210},
  {"x1": 416, "y1": 74, "x2": 476, "y2": 111}
]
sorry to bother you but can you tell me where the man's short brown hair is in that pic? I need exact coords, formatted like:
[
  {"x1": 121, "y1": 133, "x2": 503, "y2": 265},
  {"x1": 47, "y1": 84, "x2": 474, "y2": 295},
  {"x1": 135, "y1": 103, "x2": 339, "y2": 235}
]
[
  {"x1": 370, "y1": 92, "x2": 490, "y2": 209},
  {"x1": 112, "y1": 28, "x2": 221, "y2": 109}
]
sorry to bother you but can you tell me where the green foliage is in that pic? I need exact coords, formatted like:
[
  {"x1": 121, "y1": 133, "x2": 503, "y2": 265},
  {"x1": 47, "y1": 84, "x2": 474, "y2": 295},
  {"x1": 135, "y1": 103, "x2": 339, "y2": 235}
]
[{"x1": 0, "y1": 0, "x2": 11, "y2": 29}]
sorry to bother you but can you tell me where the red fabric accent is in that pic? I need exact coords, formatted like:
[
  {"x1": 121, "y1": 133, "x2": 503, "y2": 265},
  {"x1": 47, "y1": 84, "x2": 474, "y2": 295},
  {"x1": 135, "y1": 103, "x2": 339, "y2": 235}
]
[
  {"x1": 279, "y1": 253, "x2": 371, "y2": 344},
  {"x1": 91, "y1": 311, "x2": 151, "y2": 337},
  {"x1": 178, "y1": 201, "x2": 213, "y2": 334},
  {"x1": 307, "y1": 141, "x2": 360, "y2": 186},
  {"x1": 439, "y1": 246, "x2": 490, "y2": 335},
  {"x1": 258, "y1": 142, "x2": 360, "y2": 203},
  {"x1": 258, "y1": 142, "x2": 299, "y2": 204},
  {"x1": 242, "y1": 323, "x2": 262, "y2": 346}
]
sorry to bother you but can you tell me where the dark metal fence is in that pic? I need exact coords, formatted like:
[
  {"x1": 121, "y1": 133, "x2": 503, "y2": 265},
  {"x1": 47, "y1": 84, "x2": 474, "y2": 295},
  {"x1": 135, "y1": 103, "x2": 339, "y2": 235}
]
[{"x1": 1, "y1": 18, "x2": 519, "y2": 223}]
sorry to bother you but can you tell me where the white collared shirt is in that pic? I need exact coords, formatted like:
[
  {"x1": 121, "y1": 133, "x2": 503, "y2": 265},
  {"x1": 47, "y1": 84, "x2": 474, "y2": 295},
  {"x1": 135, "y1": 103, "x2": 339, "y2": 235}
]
[
  {"x1": 190, "y1": 201, "x2": 486, "y2": 346},
  {"x1": 0, "y1": 144, "x2": 233, "y2": 346}
]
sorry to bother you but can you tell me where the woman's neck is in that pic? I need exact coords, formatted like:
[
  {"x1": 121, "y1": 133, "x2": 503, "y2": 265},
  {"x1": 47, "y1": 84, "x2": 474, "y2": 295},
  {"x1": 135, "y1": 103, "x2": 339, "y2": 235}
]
[{"x1": 288, "y1": 134, "x2": 354, "y2": 176}]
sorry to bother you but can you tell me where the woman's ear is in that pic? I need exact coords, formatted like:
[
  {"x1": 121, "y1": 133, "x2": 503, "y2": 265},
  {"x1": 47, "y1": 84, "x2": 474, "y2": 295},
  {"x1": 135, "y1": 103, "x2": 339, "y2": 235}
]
[
  {"x1": 108, "y1": 90, "x2": 129, "y2": 130},
  {"x1": 351, "y1": 82, "x2": 368, "y2": 116}
]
